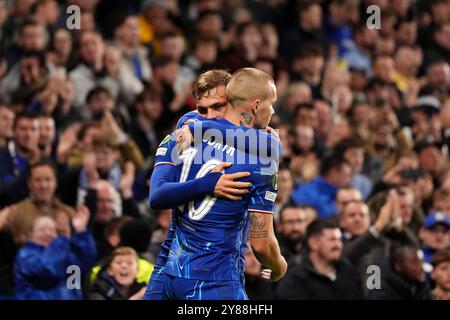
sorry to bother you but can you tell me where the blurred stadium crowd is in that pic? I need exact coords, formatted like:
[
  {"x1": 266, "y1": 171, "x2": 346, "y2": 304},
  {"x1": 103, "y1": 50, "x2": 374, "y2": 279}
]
[{"x1": 0, "y1": 0, "x2": 449, "y2": 300}]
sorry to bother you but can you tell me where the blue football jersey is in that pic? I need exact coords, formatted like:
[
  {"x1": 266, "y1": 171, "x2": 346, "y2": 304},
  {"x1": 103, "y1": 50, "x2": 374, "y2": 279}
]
[
  {"x1": 164, "y1": 118, "x2": 281, "y2": 281},
  {"x1": 176, "y1": 110, "x2": 204, "y2": 128},
  {"x1": 149, "y1": 111, "x2": 206, "y2": 277}
]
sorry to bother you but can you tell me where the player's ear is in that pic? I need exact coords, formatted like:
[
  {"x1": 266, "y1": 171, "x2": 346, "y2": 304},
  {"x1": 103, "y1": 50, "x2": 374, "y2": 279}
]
[{"x1": 251, "y1": 99, "x2": 260, "y2": 114}]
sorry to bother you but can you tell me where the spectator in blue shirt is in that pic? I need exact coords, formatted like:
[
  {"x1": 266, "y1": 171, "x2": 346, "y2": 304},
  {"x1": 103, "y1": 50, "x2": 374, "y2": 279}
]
[
  {"x1": 14, "y1": 206, "x2": 97, "y2": 300},
  {"x1": 341, "y1": 25, "x2": 379, "y2": 76},
  {"x1": 0, "y1": 113, "x2": 42, "y2": 206},
  {"x1": 323, "y1": 0, "x2": 354, "y2": 57},
  {"x1": 291, "y1": 155, "x2": 352, "y2": 219},
  {"x1": 0, "y1": 113, "x2": 40, "y2": 184}
]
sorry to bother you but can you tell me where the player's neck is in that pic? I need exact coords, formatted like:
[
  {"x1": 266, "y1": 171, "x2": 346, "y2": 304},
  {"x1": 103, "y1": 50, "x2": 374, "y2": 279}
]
[{"x1": 224, "y1": 108, "x2": 254, "y2": 128}]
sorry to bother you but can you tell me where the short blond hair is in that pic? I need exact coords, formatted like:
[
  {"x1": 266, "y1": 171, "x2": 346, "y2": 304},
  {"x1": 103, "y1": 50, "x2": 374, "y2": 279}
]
[
  {"x1": 226, "y1": 68, "x2": 275, "y2": 106},
  {"x1": 110, "y1": 246, "x2": 138, "y2": 262}
]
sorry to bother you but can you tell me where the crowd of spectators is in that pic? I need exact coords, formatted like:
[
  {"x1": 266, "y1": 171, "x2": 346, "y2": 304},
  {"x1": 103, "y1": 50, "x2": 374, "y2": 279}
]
[{"x1": 0, "y1": 0, "x2": 449, "y2": 300}]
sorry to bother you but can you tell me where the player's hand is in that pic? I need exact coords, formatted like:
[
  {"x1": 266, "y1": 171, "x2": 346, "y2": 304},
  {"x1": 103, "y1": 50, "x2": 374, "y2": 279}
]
[
  {"x1": 269, "y1": 270, "x2": 284, "y2": 282},
  {"x1": 260, "y1": 268, "x2": 272, "y2": 280},
  {"x1": 183, "y1": 119, "x2": 196, "y2": 126},
  {"x1": 212, "y1": 162, "x2": 251, "y2": 201},
  {"x1": 266, "y1": 126, "x2": 280, "y2": 140},
  {"x1": 176, "y1": 125, "x2": 193, "y2": 155},
  {"x1": 270, "y1": 257, "x2": 288, "y2": 282}
]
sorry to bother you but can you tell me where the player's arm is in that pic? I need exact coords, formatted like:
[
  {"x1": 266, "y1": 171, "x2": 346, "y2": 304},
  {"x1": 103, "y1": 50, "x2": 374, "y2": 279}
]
[
  {"x1": 247, "y1": 157, "x2": 287, "y2": 282},
  {"x1": 177, "y1": 121, "x2": 281, "y2": 158},
  {"x1": 149, "y1": 135, "x2": 252, "y2": 209},
  {"x1": 249, "y1": 211, "x2": 287, "y2": 282},
  {"x1": 150, "y1": 163, "x2": 252, "y2": 209},
  {"x1": 150, "y1": 163, "x2": 218, "y2": 209}
]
